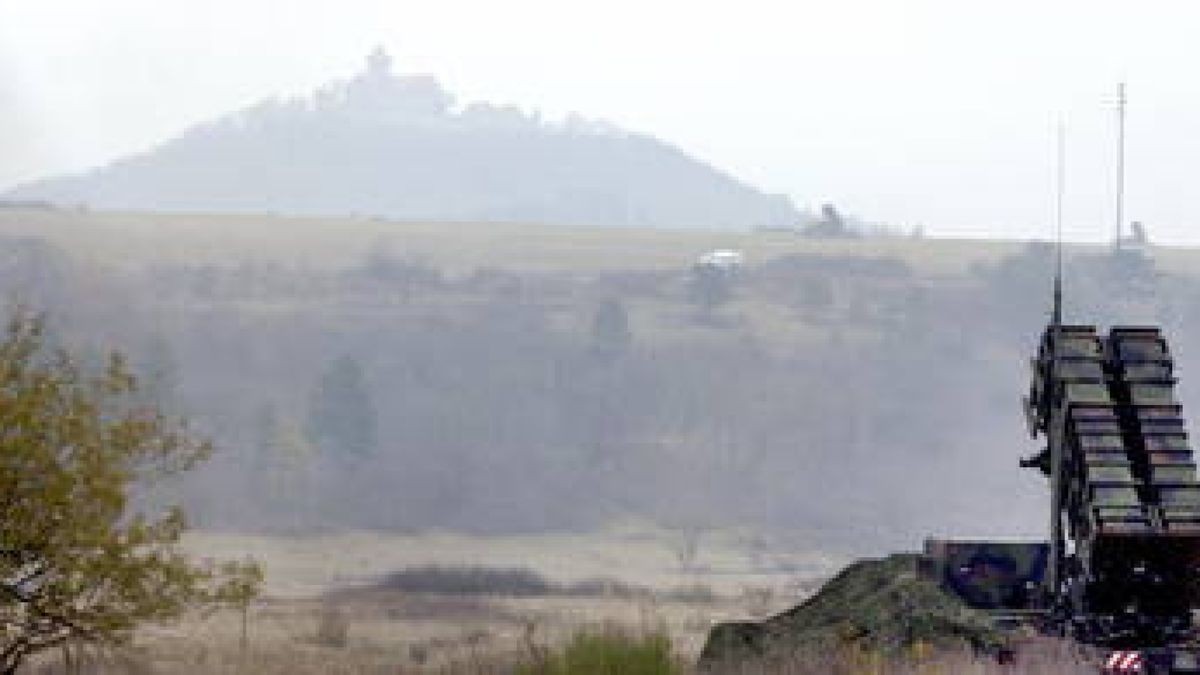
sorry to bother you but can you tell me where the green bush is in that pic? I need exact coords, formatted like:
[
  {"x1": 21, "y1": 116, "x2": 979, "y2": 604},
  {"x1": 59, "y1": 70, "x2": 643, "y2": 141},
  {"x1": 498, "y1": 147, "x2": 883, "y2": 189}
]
[{"x1": 520, "y1": 629, "x2": 681, "y2": 675}]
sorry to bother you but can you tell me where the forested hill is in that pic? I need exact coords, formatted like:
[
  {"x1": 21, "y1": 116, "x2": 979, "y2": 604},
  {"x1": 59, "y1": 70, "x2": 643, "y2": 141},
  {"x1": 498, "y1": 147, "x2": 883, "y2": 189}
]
[{"x1": 2, "y1": 50, "x2": 799, "y2": 230}]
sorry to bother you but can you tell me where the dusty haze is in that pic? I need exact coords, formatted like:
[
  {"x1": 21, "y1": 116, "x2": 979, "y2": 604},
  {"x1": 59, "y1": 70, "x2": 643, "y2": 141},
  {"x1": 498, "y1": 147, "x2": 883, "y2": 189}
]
[{"x1": 4, "y1": 207, "x2": 1190, "y2": 557}]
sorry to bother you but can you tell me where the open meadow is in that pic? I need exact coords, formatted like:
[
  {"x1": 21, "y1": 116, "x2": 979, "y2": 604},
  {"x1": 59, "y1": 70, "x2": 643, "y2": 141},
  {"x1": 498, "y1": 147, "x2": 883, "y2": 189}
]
[
  {"x1": 0, "y1": 207, "x2": 1027, "y2": 274},
  {"x1": 33, "y1": 529, "x2": 1103, "y2": 674},
  {"x1": 25, "y1": 526, "x2": 836, "y2": 673}
]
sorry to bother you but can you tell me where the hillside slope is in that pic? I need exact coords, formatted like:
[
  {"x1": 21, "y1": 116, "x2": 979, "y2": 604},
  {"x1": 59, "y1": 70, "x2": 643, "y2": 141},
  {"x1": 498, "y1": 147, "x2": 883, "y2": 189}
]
[{"x1": 3, "y1": 50, "x2": 799, "y2": 230}]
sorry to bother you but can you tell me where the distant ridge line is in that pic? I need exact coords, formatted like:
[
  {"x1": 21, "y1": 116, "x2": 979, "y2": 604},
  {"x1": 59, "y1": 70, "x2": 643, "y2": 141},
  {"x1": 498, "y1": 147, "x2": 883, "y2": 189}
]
[{"x1": 3, "y1": 49, "x2": 801, "y2": 232}]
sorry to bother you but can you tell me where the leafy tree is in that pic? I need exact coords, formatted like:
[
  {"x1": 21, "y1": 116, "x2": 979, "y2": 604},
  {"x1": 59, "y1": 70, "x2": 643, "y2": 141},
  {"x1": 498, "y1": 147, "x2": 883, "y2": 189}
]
[
  {"x1": 688, "y1": 264, "x2": 733, "y2": 316},
  {"x1": 306, "y1": 355, "x2": 377, "y2": 460},
  {"x1": 135, "y1": 334, "x2": 181, "y2": 411},
  {"x1": 802, "y1": 203, "x2": 856, "y2": 238},
  {"x1": 796, "y1": 276, "x2": 834, "y2": 313},
  {"x1": 0, "y1": 311, "x2": 261, "y2": 674},
  {"x1": 360, "y1": 238, "x2": 443, "y2": 288},
  {"x1": 590, "y1": 298, "x2": 632, "y2": 361},
  {"x1": 255, "y1": 402, "x2": 317, "y2": 527},
  {"x1": 252, "y1": 402, "x2": 282, "y2": 478}
]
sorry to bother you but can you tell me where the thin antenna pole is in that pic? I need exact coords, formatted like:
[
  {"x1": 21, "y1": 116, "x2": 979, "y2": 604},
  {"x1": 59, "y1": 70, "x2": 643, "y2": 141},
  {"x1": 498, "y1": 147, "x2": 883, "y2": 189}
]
[
  {"x1": 1047, "y1": 117, "x2": 1067, "y2": 597},
  {"x1": 1054, "y1": 119, "x2": 1065, "y2": 325},
  {"x1": 1114, "y1": 82, "x2": 1127, "y2": 248}
]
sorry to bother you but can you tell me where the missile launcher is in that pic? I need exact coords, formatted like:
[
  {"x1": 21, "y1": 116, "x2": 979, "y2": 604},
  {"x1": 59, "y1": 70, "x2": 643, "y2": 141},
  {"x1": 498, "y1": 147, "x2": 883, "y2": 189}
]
[
  {"x1": 927, "y1": 317, "x2": 1200, "y2": 673},
  {"x1": 1025, "y1": 323, "x2": 1200, "y2": 649}
]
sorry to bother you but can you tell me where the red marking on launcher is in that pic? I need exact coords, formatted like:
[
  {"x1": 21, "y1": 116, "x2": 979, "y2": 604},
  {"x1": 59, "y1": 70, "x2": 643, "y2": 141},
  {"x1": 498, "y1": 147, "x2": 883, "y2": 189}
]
[{"x1": 1104, "y1": 650, "x2": 1143, "y2": 673}]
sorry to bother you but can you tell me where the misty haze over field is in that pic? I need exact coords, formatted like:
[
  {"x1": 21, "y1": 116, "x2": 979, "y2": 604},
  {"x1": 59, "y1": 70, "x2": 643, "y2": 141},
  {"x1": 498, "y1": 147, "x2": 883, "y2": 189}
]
[
  {"x1": 1, "y1": 207, "x2": 1193, "y2": 556},
  {"x1": 8, "y1": 2, "x2": 1200, "y2": 561}
]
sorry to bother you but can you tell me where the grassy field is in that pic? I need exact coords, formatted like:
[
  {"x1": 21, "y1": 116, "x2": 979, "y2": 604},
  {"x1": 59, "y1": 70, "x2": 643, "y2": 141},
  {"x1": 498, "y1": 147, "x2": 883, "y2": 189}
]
[
  {"x1": 58, "y1": 526, "x2": 838, "y2": 672},
  {"x1": 180, "y1": 526, "x2": 841, "y2": 600},
  {"x1": 7, "y1": 204, "x2": 1200, "y2": 279},
  {"x1": 0, "y1": 207, "x2": 1031, "y2": 275},
  {"x1": 23, "y1": 529, "x2": 1098, "y2": 674}
]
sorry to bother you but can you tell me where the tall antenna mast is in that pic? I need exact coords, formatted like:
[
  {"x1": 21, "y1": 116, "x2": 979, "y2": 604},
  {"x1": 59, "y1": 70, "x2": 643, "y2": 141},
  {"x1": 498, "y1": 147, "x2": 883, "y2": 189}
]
[
  {"x1": 1114, "y1": 82, "x2": 1127, "y2": 249},
  {"x1": 1054, "y1": 119, "x2": 1066, "y2": 326},
  {"x1": 1044, "y1": 117, "x2": 1068, "y2": 597}
]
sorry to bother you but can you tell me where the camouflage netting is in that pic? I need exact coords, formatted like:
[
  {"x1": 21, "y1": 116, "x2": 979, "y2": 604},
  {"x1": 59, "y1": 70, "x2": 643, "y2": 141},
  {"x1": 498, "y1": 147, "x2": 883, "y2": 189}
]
[{"x1": 699, "y1": 554, "x2": 1004, "y2": 668}]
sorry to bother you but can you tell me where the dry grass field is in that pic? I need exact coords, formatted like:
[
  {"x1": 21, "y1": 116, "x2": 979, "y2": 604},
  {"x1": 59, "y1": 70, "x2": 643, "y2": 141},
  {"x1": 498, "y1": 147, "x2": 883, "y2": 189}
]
[
  {"x1": 6, "y1": 205, "x2": 1200, "y2": 282},
  {"x1": 179, "y1": 526, "x2": 841, "y2": 599},
  {"x1": 0, "y1": 207, "x2": 1028, "y2": 275},
  {"x1": 185, "y1": 525, "x2": 834, "y2": 647},
  {"x1": 22, "y1": 528, "x2": 1102, "y2": 674},
  {"x1": 22, "y1": 526, "x2": 838, "y2": 673}
]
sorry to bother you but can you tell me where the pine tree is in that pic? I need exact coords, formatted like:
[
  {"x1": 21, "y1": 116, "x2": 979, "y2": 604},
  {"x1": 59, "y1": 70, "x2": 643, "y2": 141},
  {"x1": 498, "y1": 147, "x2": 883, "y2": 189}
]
[
  {"x1": 590, "y1": 298, "x2": 632, "y2": 361},
  {"x1": 305, "y1": 355, "x2": 377, "y2": 460}
]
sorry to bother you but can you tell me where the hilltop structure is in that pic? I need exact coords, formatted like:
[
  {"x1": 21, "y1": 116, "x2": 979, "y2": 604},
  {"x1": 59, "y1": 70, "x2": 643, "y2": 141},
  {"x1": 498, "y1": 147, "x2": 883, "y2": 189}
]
[{"x1": 5, "y1": 49, "x2": 800, "y2": 230}]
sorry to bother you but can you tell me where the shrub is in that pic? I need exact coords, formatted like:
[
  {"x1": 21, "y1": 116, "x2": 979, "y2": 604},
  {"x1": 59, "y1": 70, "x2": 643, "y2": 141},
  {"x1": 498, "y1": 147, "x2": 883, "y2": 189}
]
[
  {"x1": 378, "y1": 566, "x2": 554, "y2": 596},
  {"x1": 314, "y1": 605, "x2": 349, "y2": 648},
  {"x1": 519, "y1": 628, "x2": 681, "y2": 675}
]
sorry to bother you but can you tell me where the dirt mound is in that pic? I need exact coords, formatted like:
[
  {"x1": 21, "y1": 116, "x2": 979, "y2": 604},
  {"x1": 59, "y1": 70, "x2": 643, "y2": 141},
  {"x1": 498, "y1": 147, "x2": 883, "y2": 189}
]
[{"x1": 699, "y1": 553, "x2": 1003, "y2": 668}]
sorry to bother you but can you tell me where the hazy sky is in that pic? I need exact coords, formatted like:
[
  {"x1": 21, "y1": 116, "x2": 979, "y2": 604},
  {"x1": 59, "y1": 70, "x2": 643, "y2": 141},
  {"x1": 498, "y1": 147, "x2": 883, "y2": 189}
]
[{"x1": 4, "y1": 0, "x2": 1200, "y2": 242}]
